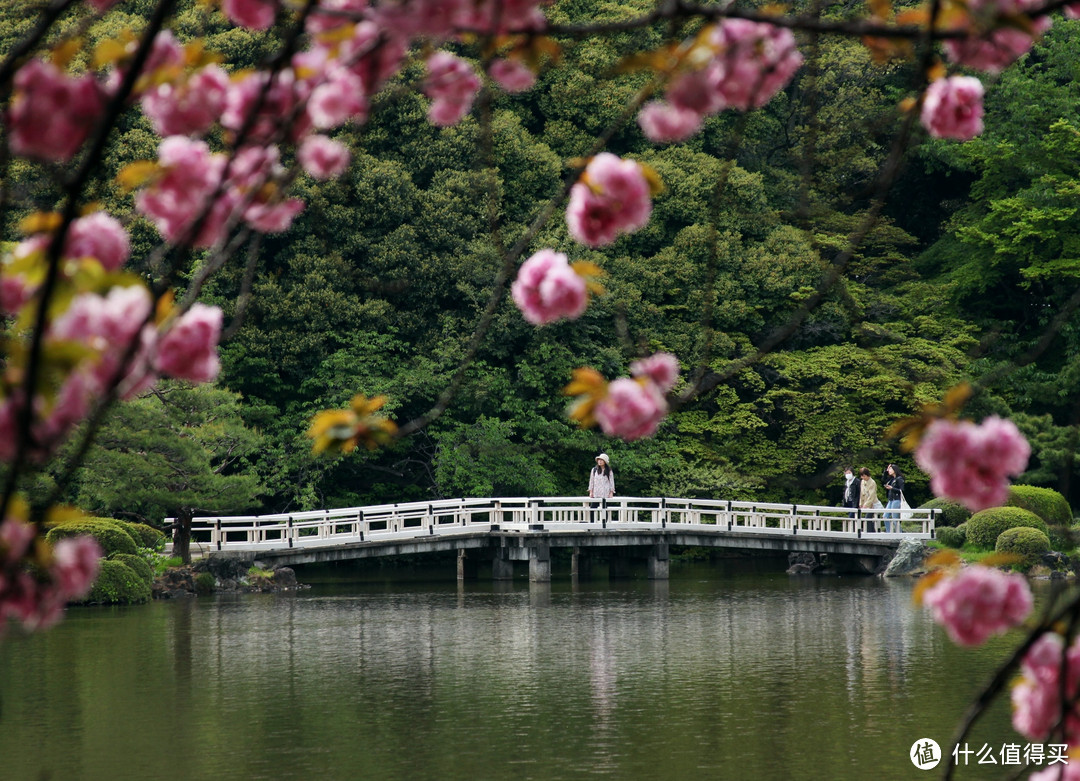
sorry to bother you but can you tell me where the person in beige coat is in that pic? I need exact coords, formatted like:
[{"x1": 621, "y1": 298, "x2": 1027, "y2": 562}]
[{"x1": 858, "y1": 467, "x2": 880, "y2": 532}]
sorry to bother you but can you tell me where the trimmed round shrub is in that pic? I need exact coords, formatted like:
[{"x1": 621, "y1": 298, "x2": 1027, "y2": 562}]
[
  {"x1": 46, "y1": 519, "x2": 137, "y2": 556},
  {"x1": 109, "y1": 553, "x2": 153, "y2": 585},
  {"x1": 918, "y1": 498, "x2": 971, "y2": 528},
  {"x1": 121, "y1": 522, "x2": 166, "y2": 550},
  {"x1": 936, "y1": 525, "x2": 966, "y2": 549},
  {"x1": 996, "y1": 526, "x2": 1051, "y2": 561},
  {"x1": 80, "y1": 559, "x2": 151, "y2": 605},
  {"x1": 966, "y1": 507, "x2": 1049, "y2": 549},
  {"x1": 1007, "y1": 485, "x2": 1073, "y2": 526}
]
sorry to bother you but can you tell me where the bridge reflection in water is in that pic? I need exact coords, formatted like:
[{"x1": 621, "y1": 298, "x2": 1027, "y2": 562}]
[{"x1": 175, "y1": 497, "x2": 937, "y2": 578}]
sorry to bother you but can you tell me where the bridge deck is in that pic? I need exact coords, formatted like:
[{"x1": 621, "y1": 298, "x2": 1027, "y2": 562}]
[{"x1": 174, "y1": 496, "x2": 934, "y2": 568}]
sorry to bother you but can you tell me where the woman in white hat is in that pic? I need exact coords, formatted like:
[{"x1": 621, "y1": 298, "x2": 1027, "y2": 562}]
[{"x1": 588, "y1": 454, "x2": 615, "y2": 499}]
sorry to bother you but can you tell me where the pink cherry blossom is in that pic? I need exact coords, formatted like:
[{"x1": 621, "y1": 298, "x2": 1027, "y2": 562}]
[
  {"x1": 921, "y1": 565, "x2": 1032, "y2": 645},
  {"x1": 141, "y1": 64, "x2": 230, "y2": 137},
  {"x1": 135, "y1": 136, "x2": 233, "y2": 248},
  {"x1": 666, "y1": 67, "x2": 726, "y2": 116},
  {"x1": 306, "y1": 0, "x2": 368, "y2": 34},
  {"x1": 0, "y1": 274, "x2": 32, "y2": 315},
  {"x1": 306, "y1": 66, "x2": 368, "y2": 129},
  {"x1": 489, "y1": 59, "x2": 536, "y2": 93},
  {"x1": 223, "y1": 0, "x2": 278, "y2": 29},
  {"x1": 0, "y1": 518, "x2": 35, "y2": 565},
  {"x1": 424, "y1": 51, "x2": 481, "y2": 127},
  {"x1": 1012, "y1": 632, "x2": 1080, "y2": 744},
  {"x1": 594, "y1": 377, "x2": 668, "y2": 440},
  {"x1": 709, "y1": 19, "x2": 803, "y2": 111},
  {"x1": 1029, "y1": 763, "x2": 1080, "y2": 781},
  {"x1": 1067, "y1": 3, "x2": 1080, "y2": 19},
  {"x1": 630, "y1": 352, "x2": 680, "y2": 393},
  {"x1": 8, "y1": 59, "x2": 104, "y2": 162},
  {"x1": 243, "y1": 198, "x2": 305, "y2": 233},
  {"x1": 153, "y1": 303, "x2": 223, "y2": 383},
  {"x1": 50, "y1": 536, "x2": 102, "y2": 600},
  {"x1": 637, "y1": 101, "x2": 704, "y2": 144},
  {"x1": 921, "y1": 76, "x2": 985, "y2": 141},
  {"x1": 337, "y1": 23, "x2": 408, "y2": 94},
  {"x1": 66, "y1": 212, "x2": 131, "y2": 271},
  {"x1": 915, "y1": 415, "x2": 1030, "y2": 511},
  {"x1": 298, "y1": 135, "x2": 351, "y2": 180},
  {"x1": 222, "y1": 70, "x2": 312, "y2": 144},
  {"x1": 943, "y1": 0, "x2": 1051, "y2": 73},
  {"x1": 511, "y1": 249, "x2": 588, "y2": 325},
  {"x1": 87, "y1": 0, "x2": 122, "y2": 10},
  {"x1": 566, "y1": 153, "x2": 653, "y2": 247}
]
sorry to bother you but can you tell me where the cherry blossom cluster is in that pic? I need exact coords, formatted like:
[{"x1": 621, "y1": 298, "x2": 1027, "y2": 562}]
[
  {"x1": 565, "y1": 353, "x2": 680, "y2": 441},
  {"x1": 921, "y1": 76, "x2": 985, "y2": 140},
  {"x1": 920, "y1": 564, "x2": 1032, "y2": 645},
  {"x1": 943, "y1": 0, "x2": 1052, "y2": 74},
  {"x1": 0, "y1": 517, "x2": 101, "y2": 636},
  {"x1": 914, "y1": 415, "x2": 1030, "y2": 511},
  {"x1": 566, "y1": 154, "x2": 656, "y2": 247},
  {"x1": 1011, "y1": 632, "x2": 1080, "y2": 746},
  {"x1": 638, "y1": 20, "x2": 803, "y2": 144},
  {"x1": 511, "y1": 249, "x2": 588, "y2": 325},
  {"x1": 0, "y1": 281, "x2": 223, "y2": 462}
]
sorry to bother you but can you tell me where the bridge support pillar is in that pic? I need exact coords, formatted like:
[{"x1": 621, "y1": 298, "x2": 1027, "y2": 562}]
[
  {"x1": 571, "y1": 547, "x2": 591, "y2": 580},
  {"x1": 647, "y1": 543, "x2": 669, "y2": 580},
  {"x1": 529, "y1": 544, "x2": 551, "y2": 583},
  {"x1": 609, "y1": 553, "x2": 632, "y2": 579},
  {"x1": 492, "y1": 551, "x2": 514, "y2": 581},
  {"x1": 457, "y1": 550, "x2": 478, "y2": 581}
]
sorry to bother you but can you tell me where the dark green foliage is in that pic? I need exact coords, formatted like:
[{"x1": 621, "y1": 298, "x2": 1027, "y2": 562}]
[
  {"x1": 194, "y1": 572, "x2": 216, "y2": 594},
  {"x1": 966, "y1": 507, "x2": 1049, "y2": 550},
  {"x1": 80, "y1": 560, "x2": 152, "y2": 605},
  {"x1": 935, "y1": 526, "x2": 966, "y2": 549},
  {"x1": 108, "y1": 553, "x2": 153, "y2": 586},
  {"x1": 123, "y1": 523, "x2": 166, "y2": 550},
  {"x1": 995, "y1": 527, "x2": 1051, "y2": 561},
  {"x1": 1007, "y1": 485, "x2": 1073, "y2": 526},
  {"x1": 45, "y1": 519, "x2": 137, "y2": 557},
  {"x1": 918, "y1": 498, "x2": 973, "y2": 528}
]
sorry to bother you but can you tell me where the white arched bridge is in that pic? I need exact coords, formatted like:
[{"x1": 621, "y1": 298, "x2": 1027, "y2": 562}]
[{"x1": 176, "y1": 496, "x2": 937, "y2": 579}]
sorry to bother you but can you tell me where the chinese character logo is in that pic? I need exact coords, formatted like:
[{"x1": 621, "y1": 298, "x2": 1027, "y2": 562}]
[{"x1": 912, "y1": 739, "x2": 942, "y2": 770}]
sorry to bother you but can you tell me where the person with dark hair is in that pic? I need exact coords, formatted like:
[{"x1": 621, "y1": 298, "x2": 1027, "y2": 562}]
[
  {"x1": 842, "y1": 466, "x2": 859, "y2": 515},
  {"x1": 859, "y1": 467, "x2": 880, "y2": 533},
  {"x1": 588, "y1": 454, "x2": 615, "y2": 499},
  {"x1": 883, "y1": 463, "x2": 905, "y2": 533}
]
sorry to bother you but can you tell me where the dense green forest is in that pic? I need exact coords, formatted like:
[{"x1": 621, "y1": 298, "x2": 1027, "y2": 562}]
[{"x1": 5, "y1": 1, "x2": 1080, "y2": 525}]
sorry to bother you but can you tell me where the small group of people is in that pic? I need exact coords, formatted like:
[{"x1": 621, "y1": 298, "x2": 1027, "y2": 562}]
[{"x1": 842, "y1": 463, "x2": 907, "y2": 533}]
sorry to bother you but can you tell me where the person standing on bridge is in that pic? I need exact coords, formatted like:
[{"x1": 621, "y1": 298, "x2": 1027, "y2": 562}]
[
  {"x1": 883, "y1": 464, "x2": 905, "y2": 534},
  {"x1": 589, "y1": 454, "x2": 615, "y2": 499},
  {"x1": 842, "y1": 467, "x2": 860, "y2": 516},
  {"x1": 858, "y1": 467, "x2": 880, "y2": 532}
]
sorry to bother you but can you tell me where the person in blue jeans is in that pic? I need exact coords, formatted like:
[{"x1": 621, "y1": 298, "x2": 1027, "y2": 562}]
[{"x1": 883, "y1": 464, "x2": 905, "y2": 533}]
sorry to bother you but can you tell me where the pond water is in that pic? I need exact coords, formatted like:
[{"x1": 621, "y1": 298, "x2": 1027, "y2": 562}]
[{"x1": 0, "y1": 558, "x2": 1046, "y2": 780}]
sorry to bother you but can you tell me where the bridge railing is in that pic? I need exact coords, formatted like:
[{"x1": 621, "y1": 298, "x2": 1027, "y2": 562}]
[{"x1": 175, "y1": 496, "x2": 935, "y2": 555}]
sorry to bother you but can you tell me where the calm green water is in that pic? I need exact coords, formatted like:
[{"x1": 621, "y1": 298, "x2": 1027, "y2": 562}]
[{"x1": 0, "y1": 560, "x2": 1032, "y2": 781}]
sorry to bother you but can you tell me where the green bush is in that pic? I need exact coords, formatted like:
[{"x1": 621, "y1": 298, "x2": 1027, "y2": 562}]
[
  {"x1": 995, "y1": 526, "x2": 1052, "y2": 561},
  {"x1": 46, "y1": 519, "x2": 137, "y2": 556},
  {"x1": 918, "y1": 498, "x2": 971, "y2": 528},
  {"x1": 109, "y1": 553, "x2": 153, "y2": 585},
  {"x1": 195, "y1": 572, "x2": 216, "y2": 594},
  {"x1": 119, "y1": 522, "x2": 166, "y2": 550},
  {"x1": 1007, "y1": 486, "x2": 1074, "y2": 550},
  {"x1": 936, "y1": 526, "x2": 966, "y2": 549},
  {"x1": 1007, "y1": 485, "x2": 1073, "y2": 526},
  {"x1": 966, "y1": 507, "x2": 1049, "y2": 549},
  {"x1": 80, "y1": 559, "x2": 151, "y2": 605}
]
